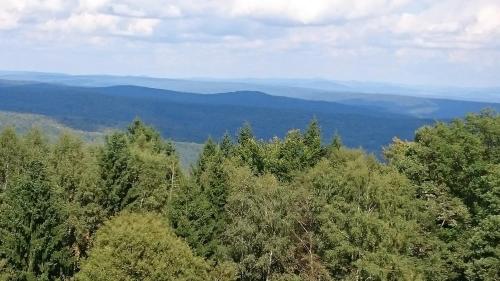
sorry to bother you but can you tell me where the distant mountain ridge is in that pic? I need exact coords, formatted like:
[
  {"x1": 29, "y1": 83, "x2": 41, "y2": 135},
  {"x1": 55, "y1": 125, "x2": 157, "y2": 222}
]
[
  {"x1": 0, "y1": 80, "x2": 439, "y2": 153},
  {"x1": 1, "y1": 70, "x2": 499, "y2": 102},
  {"x1": 1, "y1": 71, "x2": 498, "y2": 119}
]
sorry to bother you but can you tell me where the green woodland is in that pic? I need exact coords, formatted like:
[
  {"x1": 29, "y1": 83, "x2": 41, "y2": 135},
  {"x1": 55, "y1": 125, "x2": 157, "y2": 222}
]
[{"x1": 0, "y1": 110, "x2": 498, "y2": 281}]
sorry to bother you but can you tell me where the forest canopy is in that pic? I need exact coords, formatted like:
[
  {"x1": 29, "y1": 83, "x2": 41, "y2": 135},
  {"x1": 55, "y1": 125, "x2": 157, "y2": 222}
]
[{"x1": 0, "y1": 111, "x2": 498, "y2": 281}]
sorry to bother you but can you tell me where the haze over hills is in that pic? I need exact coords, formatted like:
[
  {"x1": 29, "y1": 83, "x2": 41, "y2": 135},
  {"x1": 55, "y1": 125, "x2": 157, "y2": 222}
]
[
  {"x1": 3, "y1": 71, "x2": 500, "y2": 104},
  {"x1": 1, "y1": 72, "x2": 498, "y2": 154},
  {"x1": 0, "y1": 80, "x2": 425, "y2": 152},
  {"x1": 1, "y1": 71, "x2": 499, "y2": 119},
  {"x1": 1, "y1": 77, "x2": 499, "y2": 155}
]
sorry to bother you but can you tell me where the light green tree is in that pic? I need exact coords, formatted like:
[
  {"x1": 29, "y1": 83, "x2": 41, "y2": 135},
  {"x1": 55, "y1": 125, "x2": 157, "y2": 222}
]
[{"x1": 76, "y1": 212, "x2": 214, "y2": 281}]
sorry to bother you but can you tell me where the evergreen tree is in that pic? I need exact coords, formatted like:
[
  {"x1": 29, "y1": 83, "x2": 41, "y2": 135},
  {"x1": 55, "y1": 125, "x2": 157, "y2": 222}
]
[
  {"x1": 237, "y1": 122, "x2": 254, "y2": 145},
  {"x1": 303, "y1": 118, "x2": 324, "y2": 166},
  {"x1": 98, "y1": 132, "x2": 133, "y2": 215},
  {"x1": 0, "y1": 127, "x2": 25, "y2": 193},
  {"x1": 329, "y1": 133, "x2": 343, "y2": 152},
  {"x1": 220, "y1": 132, "x2": 234, "y2": 158},
  {"x1": 127, "y1": 118, "x2": 175, "y2": 156},
  {"x1": 236, "y1": 123, "x2": 264, "y2": 174},
  {"x1": 50, "y1": 133, "x2": 105, "y2": 262},
  {"x1": 170, "y1": 140, "x2": 230, "y2": 259},
  {"x1": 0, "y1": 161, "x2": 73, "y2": 280}
]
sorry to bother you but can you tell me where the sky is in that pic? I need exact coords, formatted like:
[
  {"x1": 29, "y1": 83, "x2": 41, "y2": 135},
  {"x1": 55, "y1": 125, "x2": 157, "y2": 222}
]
[{"x1": 0, "y1": 0, "x2": 500, "y2": 87}]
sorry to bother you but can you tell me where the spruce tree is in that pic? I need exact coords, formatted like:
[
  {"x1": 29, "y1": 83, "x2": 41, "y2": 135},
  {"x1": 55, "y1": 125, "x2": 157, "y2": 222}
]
[{"x1": 0, "y1": 161, "x2": 73, "y2": 280}]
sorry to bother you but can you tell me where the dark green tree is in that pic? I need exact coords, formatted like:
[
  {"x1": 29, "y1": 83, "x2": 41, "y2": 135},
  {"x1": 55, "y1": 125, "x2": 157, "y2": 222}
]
[
  {"x1": 98, "y1": 132, "x2": 133, "y2": 215},
  {"x1": 303, "y1": 118, "x2": 324, "y2": 166},
  {"x1": 50, "y1": 133, "x2": 106, "y2": 262},
  {"x1": 236, "y1": 123, "x2": 265, "y2": 173},
  {"x1": 220, "y1": 132, "x2": 234, "y2": 158},
  {"x1": 0, "y1": 161, "x2": 73, "y2": 280},
  {"x1": 170, "y1": 140, "x2": 230, "y2": 260}
]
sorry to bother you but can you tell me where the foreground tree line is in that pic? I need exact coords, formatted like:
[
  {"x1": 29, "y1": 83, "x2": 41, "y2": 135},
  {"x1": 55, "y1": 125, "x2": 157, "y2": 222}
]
[{"x1": 0, "y1": 111, "x2": 498, "y2": 281}]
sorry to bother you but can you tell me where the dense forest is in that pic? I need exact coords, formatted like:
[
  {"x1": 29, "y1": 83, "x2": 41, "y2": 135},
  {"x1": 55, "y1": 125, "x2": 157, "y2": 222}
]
[{"x1": 0, "y1": 110, "x2": 498, "y2": 280}]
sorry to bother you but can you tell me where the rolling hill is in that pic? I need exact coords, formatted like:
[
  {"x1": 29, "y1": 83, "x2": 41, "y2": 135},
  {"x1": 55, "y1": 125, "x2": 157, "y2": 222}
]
[
  {"x1": 0, "y1": 110, "x2": 203, "y2": 169},
  {"x1": 1, "y1": 71, "x2": 499, "y2": 118},
  {"x1": 0, "y1": 80, "x2": 442, "y2": 153}
]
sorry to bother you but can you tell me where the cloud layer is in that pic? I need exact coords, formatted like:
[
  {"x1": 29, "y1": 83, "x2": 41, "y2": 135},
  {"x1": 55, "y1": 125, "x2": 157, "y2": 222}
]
[{"x1": 1, "y1": 0, "x2": 499, "y2": 86}]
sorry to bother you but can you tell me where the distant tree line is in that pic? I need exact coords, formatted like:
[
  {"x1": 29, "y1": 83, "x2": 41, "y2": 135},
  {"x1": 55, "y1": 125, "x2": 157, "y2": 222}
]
[{"x1": 0, "y1": 110, "x2": 498, "y2": 280}]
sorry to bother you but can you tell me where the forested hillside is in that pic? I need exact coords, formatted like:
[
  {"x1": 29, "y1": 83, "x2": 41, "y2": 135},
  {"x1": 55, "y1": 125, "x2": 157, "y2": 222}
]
[
  {"x1": 0, "y1": 81, "x2": 434, "y2": 153},
  {"x1": 0, "y1": 110, "x2": 498, "y2": 280},
  {"x1": 0, "y1": 111, "x2": 203, "y2": 170}
]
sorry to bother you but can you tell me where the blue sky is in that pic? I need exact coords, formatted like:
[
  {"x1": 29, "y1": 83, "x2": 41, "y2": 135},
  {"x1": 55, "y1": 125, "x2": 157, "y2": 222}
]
[{"x1": 1, "y1": 0, "x2": 500, "y2": 87}]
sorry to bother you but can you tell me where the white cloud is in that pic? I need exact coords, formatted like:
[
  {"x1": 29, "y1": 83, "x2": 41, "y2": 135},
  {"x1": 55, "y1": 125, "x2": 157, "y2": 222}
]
[
  {"x1": 40, "y1": 12, "x2": 160, "y2": 36},
  {"x1": 77, "y1": 0, "x2": 110, "y2": 12},
  {"x1": 1, "y1": 0, "x2": 500, "y2": 86},
  {"x1": 228, "y1": 0, "x2": 415, "y2": 24},
  {"x1": 3, "y1": 0, "x2": 499, "y2": 48},
  {"x1": 466, "y1": 5, "x2": 500, "y2": 36},
  {"x1": 0, "y1": 10, "x2": 19, "y2": 30}
]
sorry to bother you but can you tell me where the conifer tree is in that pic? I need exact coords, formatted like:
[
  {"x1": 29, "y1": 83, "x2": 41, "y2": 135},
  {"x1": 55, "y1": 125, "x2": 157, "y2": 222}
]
[
  {"x1": 98, "y1": 132, "x2": 132, "y2": 215},
  {"x1": 0, "y1": 127, "x2": 25, "y2": 193},
  {"x1": 0, "y1": 161, "x2": 73, "y2": 280},
  {"x1": 220, "y1": 132, "x2": 234, "y2": 158},
  {"x1": 170, "y1": 140, "x2": 230, "y2": 259},
  {"x1": 303, "y1": 118, "x2": 324, "y2": 166}
]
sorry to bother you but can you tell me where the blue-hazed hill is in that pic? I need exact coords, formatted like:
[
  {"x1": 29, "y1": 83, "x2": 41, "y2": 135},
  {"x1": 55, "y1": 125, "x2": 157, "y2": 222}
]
[{"x1": 1, "y1": 80, "x2": 496, "y2": 152}]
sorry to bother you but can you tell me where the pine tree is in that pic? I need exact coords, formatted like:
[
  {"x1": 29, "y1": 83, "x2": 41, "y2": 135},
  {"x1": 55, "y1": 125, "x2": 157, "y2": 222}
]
[
  {"x1": 98, "y1": 132, "x2": 132, "y2": 215},
  {"x1": 170, "y1": 139, "x2": 230, "y2": 259},
  {"x1": 0, "y1": 127, "x2": 25, "y2": 193},
  {"x1": 236, "y1": 123, "x2": 264, "y2": 173},
  {"x1": 329, "y1": 133, "x2": 343, "y2": 151},
  {"x1": 50, "y1": 133, "x2": 106, "y2": 261},
  {"x1": 237, "y1": 122, "x2": 254, "y2": 145},
  {"x1": 220, "y1": 132, "x2": 234, "y2": 158},
  {"x1": 0, "y1": 161, "x2": 73, "y2": 280},
  {"x1": 303, "y1": 118, "x2": 324, "y2": 166}
]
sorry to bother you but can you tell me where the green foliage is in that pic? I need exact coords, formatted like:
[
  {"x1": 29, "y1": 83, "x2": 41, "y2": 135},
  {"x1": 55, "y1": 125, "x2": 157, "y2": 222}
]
[
  {"x1": 50, "y1": 133, "x2": 106, "y2": 261},
  {"x1": 224, "y1": 166, "x2": 299, "y2": 280},
  {"x1": 0, "y1": 127, "x2": 26, "y2": 193},
  {"x1": 385, "y1": 110, "x2": 500, "y2": 280},
  {"x1": 0, "y1": 161, "x2": 73, "y2": 280},
  {"x1": 464, "y1": 215, "x2": 500, "y2": 281},
  {"x1": 328, "y1": 132, "x2": 343, "y2": 152},
  {"x1": 0, "y1": 112, "x2": 498, "y2": 281},
  {"x1": 220, "y1": 132, "x2": 235, "y2": 158},
  {"x1": 170, "y1": 140, "x2": 230, "y2": 259},
  {"x1": 76, "y1": 212, "x2": 213, "y2": 281},
  {"x1": 303, "y1": 118, "x2": 325, "y2": 166},
  {"x1": 98, "y1": 120, "x2": 182, "y2": 215},
  {"x1": 98, "y1": 132, "x2": 133, "y2": 215},
  {"x1": 301, "y1": 151, "x2": 445, "y2": 280}
]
